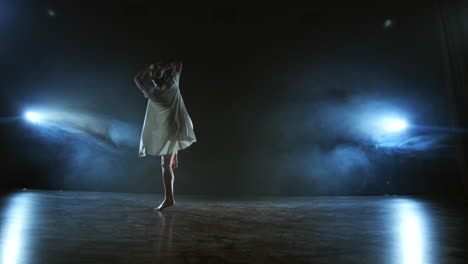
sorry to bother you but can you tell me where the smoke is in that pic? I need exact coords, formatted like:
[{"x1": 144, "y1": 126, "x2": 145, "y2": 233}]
[
  {"x1": 24, "y1": 107, "x2": 140, "y2": 149},
  {"x1": 313, "y1": 94, "x2": 452, "y2": 151},
  {"x1": 21, "y1": 106, "x2": 161, "y2": 192},
  {"x1": 303, "y1": 144, "x2": 373, "y2": 193},
  {"x1": 255, "y1": 92, "x2": 454, "y2": 194}
]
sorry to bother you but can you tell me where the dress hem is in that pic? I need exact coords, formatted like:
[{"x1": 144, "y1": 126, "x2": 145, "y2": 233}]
[{"x1": 139, "y1": 139, "x2": 197, "y2": 157}]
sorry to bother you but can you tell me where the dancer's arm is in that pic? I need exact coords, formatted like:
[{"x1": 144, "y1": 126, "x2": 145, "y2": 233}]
[
  {"x1": 174, "y1": 61, "x2": 183, "y2": 73},
  {"x1": 134, "y1": 67, "x2": 154, "y2": 98},
  {"x1": 162, "y1": 61, "x2": 182, "y2": 73}
]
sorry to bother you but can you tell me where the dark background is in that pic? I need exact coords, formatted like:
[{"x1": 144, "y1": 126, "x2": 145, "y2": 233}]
[{"x1": 1, "y1": 1, "x2": 467, "y2": 196}]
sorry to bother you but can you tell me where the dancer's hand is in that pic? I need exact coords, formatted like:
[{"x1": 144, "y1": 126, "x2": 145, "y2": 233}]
[{"x1": 134, "y1": 65, "x2": 156, "y2": 98}]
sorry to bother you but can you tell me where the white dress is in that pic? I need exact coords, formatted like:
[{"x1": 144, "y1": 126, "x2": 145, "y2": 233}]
[{"x1": 139, "y1": 71, "x2": 197, "y2": 156}]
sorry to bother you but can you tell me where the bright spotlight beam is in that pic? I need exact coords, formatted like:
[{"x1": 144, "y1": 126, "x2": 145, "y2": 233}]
[
  {"x1": 25, "y1": 112, "x2": 41, "y2": 123},
  {"x1": 383, "y1": 119, "x2": 407, "y2": 132}
]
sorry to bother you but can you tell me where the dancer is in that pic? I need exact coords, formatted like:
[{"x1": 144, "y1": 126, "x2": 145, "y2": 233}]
[{"x1": 134, "y1": 59, "x2": 197, "y2": 211}]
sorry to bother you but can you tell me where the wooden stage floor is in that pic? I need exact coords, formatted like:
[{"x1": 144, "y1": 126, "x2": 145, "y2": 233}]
[{"x1": 0, "y1": 190, "x2": 466, "y2": 263}]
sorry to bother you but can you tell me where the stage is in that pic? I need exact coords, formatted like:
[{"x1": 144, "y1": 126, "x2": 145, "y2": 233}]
[{"x1": 0, "y1": 190, "x2": 466, "y2": 263}]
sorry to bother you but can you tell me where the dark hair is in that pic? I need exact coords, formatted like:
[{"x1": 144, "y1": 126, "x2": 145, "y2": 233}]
[{"x1": 150, "y1": 58, "x2": 177, "y2": 87}]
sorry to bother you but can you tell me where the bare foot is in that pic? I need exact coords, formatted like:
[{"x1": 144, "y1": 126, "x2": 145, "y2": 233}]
[{"x1": 154, "y1": 199, "x2": 175, "y2": 211}]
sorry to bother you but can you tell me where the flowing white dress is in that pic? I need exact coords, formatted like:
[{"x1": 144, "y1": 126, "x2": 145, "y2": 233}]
[{"x1": 139, "y1": 71, "x2": 197, "y2": 156}]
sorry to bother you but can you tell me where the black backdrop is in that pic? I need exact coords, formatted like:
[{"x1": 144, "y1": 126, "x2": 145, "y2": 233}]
[{"x1": 1, "y1": 1, "x2": 467, "y2": 196}]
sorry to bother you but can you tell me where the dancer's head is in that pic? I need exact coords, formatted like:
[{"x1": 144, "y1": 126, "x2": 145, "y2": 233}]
[
  {"x1": 149, "y1": 58, "x2": 177, "y2": 87},
  {"x1": 160, "y1": 57, "x2": 178, "y2": 70},
  {"x1": 149, "y1": 63, "x2": 162, "y2": 79}
]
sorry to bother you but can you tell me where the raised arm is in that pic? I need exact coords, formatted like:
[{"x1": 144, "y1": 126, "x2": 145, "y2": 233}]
[
  {"x1": 134, "y1": 66, "x2": 154, "y2": 98},
  {"x1": 174, "y1": 61, "x2": 183, "y2": 73}
]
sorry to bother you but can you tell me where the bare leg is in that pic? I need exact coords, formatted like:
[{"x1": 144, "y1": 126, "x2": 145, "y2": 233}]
[
  {"x1": 172, "y1": 152, "x2": 178, "y2": 169},
  {"x1": 155, "y1": 153, "x2": 177, "y2": 211}
]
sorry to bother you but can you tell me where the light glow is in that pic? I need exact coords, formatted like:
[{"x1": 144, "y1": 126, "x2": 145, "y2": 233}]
[
  {"x1": 25, "y1": 112, "x2": 41, "y2": 123},
  {"x1": 1, "y1": 193, "x2": 32, "y2": 264},
  {"x1": 383, "y1": 118, "x2": 407, "y2": 132}
]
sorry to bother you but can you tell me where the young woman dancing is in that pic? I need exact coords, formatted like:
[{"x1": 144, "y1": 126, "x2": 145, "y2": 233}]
[{"x1": 134, "y1": 60, "x2": 197, "y2": 211}]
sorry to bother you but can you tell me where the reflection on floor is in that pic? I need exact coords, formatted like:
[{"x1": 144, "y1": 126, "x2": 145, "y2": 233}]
[{"x1": 0, "y1": 190, "x2": 467, "y2": 263}]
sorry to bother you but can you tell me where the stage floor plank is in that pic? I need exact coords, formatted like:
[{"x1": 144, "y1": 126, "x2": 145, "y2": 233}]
[{"x1": 0, "y1": 190, "x2": 467, "y2": 263}]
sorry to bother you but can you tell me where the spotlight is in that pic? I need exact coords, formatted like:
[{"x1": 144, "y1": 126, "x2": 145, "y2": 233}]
[
  {"x1": 25, "y1": 112, "x2": 41, "y2": 123},
  {"x1": 383, "y1": 119, "x2": 407, "y2": 132}
]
